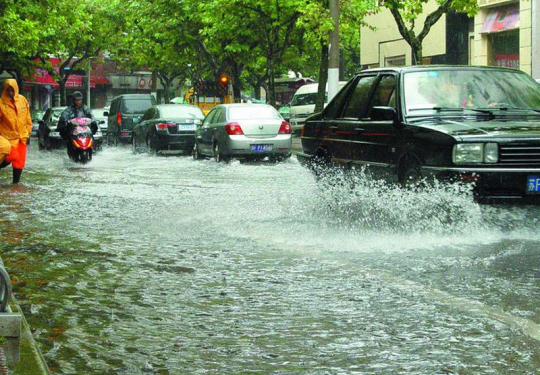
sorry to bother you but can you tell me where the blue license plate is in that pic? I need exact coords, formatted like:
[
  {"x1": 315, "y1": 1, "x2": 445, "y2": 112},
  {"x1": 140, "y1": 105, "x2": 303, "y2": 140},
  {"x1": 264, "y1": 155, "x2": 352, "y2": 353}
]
[
  {"x1": 251, "y1": 144, "x2": 273, "y2": 152},
  {"x1": 526, "y1": 176, "x2": 540, "y2": 194}
]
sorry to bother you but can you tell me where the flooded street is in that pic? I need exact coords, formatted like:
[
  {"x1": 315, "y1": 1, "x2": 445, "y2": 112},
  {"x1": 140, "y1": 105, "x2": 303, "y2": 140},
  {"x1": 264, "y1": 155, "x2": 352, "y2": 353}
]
[{"x1": 1, "y1": 142, "x2": 539, "y2": 374}]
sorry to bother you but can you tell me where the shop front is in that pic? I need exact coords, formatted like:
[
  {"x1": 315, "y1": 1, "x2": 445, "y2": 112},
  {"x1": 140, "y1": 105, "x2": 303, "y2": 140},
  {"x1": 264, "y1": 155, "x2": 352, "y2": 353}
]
[{"x1": 481, "y1": 4, "x2": 520, "y2": 69}]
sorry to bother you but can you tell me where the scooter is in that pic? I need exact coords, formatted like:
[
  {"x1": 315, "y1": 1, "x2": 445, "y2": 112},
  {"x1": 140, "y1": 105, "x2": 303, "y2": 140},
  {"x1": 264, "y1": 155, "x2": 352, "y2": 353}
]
[{"x1": 67, "y1": 117, "x2": 94, "y2": 164}]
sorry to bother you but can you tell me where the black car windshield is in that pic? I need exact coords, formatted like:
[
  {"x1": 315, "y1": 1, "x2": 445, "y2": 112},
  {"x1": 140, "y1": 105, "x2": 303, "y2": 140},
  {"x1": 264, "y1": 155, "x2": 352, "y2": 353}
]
[
  {"x1": 159, "y1": 106, "x2": 204, "y2": 119},
  {"x1": 404, "y1": 69, "x2": 540, "y2": 115},
  {"x1": 122, "y1": 99, "x2": 154, "y2": 114},
  {"x1": 228, "y1": 106, "x2": 281, "y2": 120}
]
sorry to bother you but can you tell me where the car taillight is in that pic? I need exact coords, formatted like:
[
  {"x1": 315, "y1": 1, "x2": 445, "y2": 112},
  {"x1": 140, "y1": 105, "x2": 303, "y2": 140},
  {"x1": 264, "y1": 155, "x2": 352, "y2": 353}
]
[
  {"x1": 225, "y1": 122, "x2": 244, "y2": 135},
  {"x1": 278, "y1": 121, "x2": 292, "y2": 134},
  {"x1": 301, "y1": 124, "x2": 305, "y2": 137},
  {"x1": 117, "y1": 111, "x2": 122, "y2": 125},
  {"x1": 156, "y1": 123, "x2": 174, "y2": 131}
]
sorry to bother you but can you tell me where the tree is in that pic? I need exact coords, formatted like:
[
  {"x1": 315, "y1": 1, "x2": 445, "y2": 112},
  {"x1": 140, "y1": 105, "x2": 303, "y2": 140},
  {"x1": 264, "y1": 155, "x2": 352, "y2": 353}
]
[
  {"x1": 117, "y1": 0, "x2": 200, "y2": 104},
  {"x1": 41, "y1": 0, "x2": 122, "y2": 105},
  {"x1": 0, "y1": 0, "x2": 57, "y2": 87},
  {"x1": 382, "y1": 0, "x2": 478, "y2": 64},
  {"x1": 297, "y1": 0, "x2": 374, "y2": 112},
  {"x1": 195, "y1": 0, "x2": 305, "y2": 106}
]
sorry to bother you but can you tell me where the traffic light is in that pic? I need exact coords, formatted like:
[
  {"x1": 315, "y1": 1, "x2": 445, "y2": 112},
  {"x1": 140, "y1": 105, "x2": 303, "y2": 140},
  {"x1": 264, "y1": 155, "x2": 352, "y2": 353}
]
[
  {"x1": 218, "y1": 74, "x2": 230, "y2": 96},
  {"x1": 219, "y1": 74, "x2": 229, "y2": 85}
]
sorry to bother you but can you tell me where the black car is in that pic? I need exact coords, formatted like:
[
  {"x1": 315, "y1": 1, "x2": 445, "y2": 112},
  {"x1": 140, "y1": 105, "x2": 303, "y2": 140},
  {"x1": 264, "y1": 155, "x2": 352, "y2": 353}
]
[
  {"x1": 105, "y1": 94, "x2": 156, "y2": 145},
  {"x1": 298, "y1": 65, "x2": 540, "y2": 203},
  {"x1": 132, "y1": 104, "x2": 204, "y2": 154},
  {"x1": 38, "y1": 106, "x2": 67, "y2": 150}
]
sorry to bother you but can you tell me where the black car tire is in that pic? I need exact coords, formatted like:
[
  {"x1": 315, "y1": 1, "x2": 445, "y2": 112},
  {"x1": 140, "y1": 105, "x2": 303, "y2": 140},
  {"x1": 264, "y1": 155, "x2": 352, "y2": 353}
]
[
  {"x1": 147, "y1": 133, "x2": 159, "y2": 154},
  {"x1": 193, "y1": 142, "x2": 202, "y2": 160},
  {"x1": 213, "y1": 142, "x2": 228, "y2": 163},
  {"x1": 399, "y1": 157, "x2": 422, "y2": 187}
]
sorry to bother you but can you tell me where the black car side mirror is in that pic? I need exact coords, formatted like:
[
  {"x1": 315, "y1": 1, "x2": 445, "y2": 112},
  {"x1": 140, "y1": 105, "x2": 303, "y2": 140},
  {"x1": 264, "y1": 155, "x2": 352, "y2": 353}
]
[
  {"x1": 103, "y1": 111, "x2": 109, "y2": 117},
  {"x1": 371, "y1": 106, "x2": 398, "y2": 123}
]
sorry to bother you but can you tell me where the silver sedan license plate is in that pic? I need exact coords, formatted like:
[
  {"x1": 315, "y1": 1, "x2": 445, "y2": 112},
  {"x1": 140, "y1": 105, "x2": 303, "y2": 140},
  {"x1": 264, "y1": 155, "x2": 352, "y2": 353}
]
[{"x1": 251, "y1": 144, "x2": 273, "y2": 152}]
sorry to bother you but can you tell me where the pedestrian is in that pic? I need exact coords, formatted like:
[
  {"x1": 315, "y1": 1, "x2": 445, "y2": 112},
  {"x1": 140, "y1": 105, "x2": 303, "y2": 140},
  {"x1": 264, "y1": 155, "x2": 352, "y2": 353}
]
[{"x1": 0, "y1": 79, "x2": 32, "y2": 184}]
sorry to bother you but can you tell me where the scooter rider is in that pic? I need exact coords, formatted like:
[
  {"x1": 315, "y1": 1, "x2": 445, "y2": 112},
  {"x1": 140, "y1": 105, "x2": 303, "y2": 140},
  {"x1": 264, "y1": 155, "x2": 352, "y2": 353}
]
[{"x1": 57, "y1": 92, "x2": 97, "y2": 153}]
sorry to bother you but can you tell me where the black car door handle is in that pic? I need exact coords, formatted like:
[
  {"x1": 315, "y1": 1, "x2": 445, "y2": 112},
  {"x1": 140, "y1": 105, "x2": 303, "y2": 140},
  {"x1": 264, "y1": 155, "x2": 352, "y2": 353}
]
[
  {"x1": 354, "y1": 127, "x2": 365, "y2": 132},
  {"x1": 329, "y1": 126, "x2": 339, "y2": 130}
]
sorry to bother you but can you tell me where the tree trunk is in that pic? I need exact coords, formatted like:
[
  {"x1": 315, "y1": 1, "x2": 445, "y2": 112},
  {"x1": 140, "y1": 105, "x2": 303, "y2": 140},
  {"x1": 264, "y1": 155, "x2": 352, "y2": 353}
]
[
  {"x1": 267, "y1": 60, "x2": 276, "y2": 107},
  {"x1": 59, "y1": 80, "x2": 67, "y2": 106},
  {"x1": 411, "y1": 39, "x2": 423, "y2": 65},
  {"x1": 315, "y1": 44, "x2": 329, "y2": 113},
  {"x1": 163, "y1": 80, "x2": 171, "y2": 104}
]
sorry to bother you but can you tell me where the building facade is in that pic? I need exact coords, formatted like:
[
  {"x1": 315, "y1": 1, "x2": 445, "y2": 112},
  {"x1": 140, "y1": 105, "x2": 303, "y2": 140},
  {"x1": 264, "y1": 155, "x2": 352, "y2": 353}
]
[{"x1": 361, "y1": 0, "x2": 539, "y2": 79}]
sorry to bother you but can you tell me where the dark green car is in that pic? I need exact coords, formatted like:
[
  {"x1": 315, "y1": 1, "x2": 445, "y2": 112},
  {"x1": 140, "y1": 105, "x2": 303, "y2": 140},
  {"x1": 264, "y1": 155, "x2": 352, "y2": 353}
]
[{"x1": 132, "y1": 104, "x2": 205, "y2": 154}]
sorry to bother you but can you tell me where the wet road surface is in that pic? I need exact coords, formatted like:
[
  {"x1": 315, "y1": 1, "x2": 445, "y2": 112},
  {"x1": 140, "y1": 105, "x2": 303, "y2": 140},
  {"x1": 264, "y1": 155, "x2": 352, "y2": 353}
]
[{"x1": 0, "y1": 140, "x2": 539, "y2": 374}]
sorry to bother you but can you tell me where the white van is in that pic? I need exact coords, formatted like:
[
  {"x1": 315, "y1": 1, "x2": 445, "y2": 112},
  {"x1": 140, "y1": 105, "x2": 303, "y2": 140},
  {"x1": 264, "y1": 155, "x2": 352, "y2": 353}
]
[{"x1": 289, "y1": 82, "x2": 346, "y2": 134}]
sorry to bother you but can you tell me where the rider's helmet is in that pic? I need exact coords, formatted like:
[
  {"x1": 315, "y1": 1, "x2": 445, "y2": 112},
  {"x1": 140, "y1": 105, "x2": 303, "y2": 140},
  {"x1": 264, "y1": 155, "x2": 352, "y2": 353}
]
[{"x1": 72, "y1": 91, "x2": 83, "y2": 100}]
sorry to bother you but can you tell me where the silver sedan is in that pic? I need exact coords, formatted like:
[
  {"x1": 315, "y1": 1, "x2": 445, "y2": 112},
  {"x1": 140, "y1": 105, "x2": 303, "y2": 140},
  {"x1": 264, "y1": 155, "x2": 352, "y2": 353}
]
[{"x1": 193, "y1": 103, "x2": 292, "y2": 162}]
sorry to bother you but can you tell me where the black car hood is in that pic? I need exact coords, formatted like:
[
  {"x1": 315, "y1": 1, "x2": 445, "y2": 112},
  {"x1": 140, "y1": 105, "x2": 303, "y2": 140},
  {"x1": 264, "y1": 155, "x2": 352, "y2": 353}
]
[{"x1": 411, "y1": 117, "x2": 540, "y2": 140}]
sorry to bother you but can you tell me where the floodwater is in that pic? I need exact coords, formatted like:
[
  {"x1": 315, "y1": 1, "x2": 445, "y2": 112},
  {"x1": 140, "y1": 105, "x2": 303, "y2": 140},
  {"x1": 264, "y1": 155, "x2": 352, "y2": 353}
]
[{"x1": 0, "y1": 142, "x2": 539, "y2": 374}]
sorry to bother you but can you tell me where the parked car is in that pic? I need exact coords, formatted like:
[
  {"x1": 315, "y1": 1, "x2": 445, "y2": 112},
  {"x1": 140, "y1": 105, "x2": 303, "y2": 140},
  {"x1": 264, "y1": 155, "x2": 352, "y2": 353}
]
[
  {"x1": 31, "y1": 109, "x2": 45, "y2": 137},
  {"x1": 193, "y1": 103, "x2": 292, "y2": 162},
  {"x1": 92, "y1": 107, "x2": 109, "y2": 136},
  {"x1": 289, "y1": 81, "x2": 346, "y2": 135},
  {"x1": 132, "y1": 104, "x2": 205, "y2": 154},
  {"x1": 278, "y1": 104, "x2": 290, "y2": 122},
  {"x1": 38, "y1": 106, "x2": 67, "y2": 150},
  {"x1": 298, "y1": 65, "x2": 540, "y2": 203},
  {"x1": 106, "y1": 94, "x2": 156, "y2": 145}
]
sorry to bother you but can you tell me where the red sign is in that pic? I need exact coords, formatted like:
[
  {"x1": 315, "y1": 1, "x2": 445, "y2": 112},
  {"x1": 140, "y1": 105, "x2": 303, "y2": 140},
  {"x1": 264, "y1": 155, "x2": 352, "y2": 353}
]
[
  {"x1": 495, "y1": 54, "x2": 520, "y2": 69},
  {"x1": 27, "y1": 58, "x2": 107, "y2": 88}
]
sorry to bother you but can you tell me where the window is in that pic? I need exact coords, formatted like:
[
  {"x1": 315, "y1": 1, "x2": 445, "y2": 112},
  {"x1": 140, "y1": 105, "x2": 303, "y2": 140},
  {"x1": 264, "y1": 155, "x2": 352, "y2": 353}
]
[
  {"x1": 340, "y1": 76, "x2": 377, "y2": 119},
  {"x1": 385, "y1": 55, "x2": 406, "y2": 67}
]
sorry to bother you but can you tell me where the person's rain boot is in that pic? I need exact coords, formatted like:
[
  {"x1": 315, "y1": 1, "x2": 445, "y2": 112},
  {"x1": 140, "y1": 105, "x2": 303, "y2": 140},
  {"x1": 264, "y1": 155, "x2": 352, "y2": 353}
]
[{"x1": 12, "y1": 168, "x2": 22, "y2": 184}]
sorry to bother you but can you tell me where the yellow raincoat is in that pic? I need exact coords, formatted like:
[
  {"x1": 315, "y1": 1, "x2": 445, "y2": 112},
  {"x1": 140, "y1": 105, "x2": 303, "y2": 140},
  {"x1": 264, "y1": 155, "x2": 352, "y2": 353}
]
[{"x1": 0, "y1": 79, "x2": 32, "y2": 159}]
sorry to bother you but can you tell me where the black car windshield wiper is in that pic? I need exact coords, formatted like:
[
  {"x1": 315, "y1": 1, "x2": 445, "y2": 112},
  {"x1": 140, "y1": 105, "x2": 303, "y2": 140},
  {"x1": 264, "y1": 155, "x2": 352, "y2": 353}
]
[
  {"x1": 409, "y1": 106, "x2": 464, "y2": 112},
  {"x1": 476, "y1": 106, "x2": 540, "y2": 114}
]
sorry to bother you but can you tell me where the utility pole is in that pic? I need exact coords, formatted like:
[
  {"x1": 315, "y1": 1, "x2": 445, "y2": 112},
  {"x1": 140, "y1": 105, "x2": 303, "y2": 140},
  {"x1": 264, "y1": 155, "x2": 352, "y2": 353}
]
[
  {"x1": 87, "y1": 59, "x2": 91, "y2": 108},
  {"x1": 328, "y1": 0, "x2": 340, "y2": 102}
]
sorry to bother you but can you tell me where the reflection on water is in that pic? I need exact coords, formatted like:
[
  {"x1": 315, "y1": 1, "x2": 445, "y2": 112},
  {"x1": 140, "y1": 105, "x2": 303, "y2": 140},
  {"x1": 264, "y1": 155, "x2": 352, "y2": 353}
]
[{"x1": 0, "y1": 145, "x2": 539, "y2": 374}]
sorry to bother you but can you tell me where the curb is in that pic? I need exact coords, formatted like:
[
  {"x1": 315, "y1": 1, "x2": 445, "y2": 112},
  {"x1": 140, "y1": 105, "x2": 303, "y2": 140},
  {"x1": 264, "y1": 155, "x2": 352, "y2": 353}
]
[{"x1": 8, "y1": 295, "x2": 50, "y2": 375}]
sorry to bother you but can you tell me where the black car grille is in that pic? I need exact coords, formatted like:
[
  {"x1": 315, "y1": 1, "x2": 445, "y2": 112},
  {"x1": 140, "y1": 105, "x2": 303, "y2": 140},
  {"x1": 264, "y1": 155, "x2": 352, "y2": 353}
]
[{"x1": 499, "y1": 143, "x2": 540, "y2": 165}]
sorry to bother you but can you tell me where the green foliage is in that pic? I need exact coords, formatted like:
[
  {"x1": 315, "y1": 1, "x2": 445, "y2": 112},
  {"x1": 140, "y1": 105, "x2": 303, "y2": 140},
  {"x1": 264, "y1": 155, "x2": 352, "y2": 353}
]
[{"x1": 0, "y1": 0, "x2": 374, "y2": 100}]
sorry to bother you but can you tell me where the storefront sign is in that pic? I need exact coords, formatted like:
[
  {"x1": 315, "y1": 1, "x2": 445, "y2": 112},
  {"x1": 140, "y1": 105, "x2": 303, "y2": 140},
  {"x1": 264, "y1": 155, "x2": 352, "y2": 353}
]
[
  {"x1": 495, "y1": 54, "x2": 520, "y2": 69},
  {"x1": 481, "y1": 6, "x2": 519, "y2": 33}
]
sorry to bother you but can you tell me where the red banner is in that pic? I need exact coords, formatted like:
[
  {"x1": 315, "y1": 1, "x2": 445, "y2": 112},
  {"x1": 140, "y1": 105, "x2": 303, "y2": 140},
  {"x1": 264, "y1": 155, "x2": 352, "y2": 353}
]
[{"x1": 27, "y1": 58, "x2": 110, "y2": 88}]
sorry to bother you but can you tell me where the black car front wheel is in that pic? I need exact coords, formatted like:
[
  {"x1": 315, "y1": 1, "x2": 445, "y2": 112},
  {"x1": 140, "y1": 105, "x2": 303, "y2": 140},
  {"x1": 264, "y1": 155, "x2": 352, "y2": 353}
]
[
  {"x1": 192, "y1": 142, "x2": 202, "y2": 160},
  {"x1": 398, "y1": 157, "x2": 422, "y2": 187}
]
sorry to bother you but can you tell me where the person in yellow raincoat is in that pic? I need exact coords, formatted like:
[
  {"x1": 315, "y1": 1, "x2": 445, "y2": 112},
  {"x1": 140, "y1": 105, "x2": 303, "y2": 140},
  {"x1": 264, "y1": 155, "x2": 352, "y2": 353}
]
[{"x1": 0, "y1": 79, "x2": 32, "y2": 184}]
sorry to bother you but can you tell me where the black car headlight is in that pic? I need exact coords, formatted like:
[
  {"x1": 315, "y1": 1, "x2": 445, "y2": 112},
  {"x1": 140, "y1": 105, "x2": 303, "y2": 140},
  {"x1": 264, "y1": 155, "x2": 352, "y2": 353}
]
[{"x1": 453, "y1": 143, "x2": 498, "y2": 164}]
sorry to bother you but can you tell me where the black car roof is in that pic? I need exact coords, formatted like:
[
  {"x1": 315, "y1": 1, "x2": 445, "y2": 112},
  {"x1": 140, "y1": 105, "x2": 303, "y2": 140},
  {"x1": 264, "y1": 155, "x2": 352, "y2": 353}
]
[
  {"x1": 356, "y1": 65, "x2": 527, "y2": 75},
  {"x1": 111, "y1": 94, "x2": 155, "y2": 100}
]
